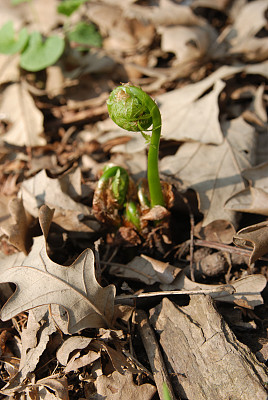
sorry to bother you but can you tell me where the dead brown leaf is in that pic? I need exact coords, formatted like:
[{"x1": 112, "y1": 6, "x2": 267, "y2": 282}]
[
  {"x1": 194, "y1": 219, "x2": 236, "y2": 244},
  {"x1": 221, "y1": 0, "x2": 268, "y2": 61},
  {"x1": 1, "y1": 198, "x2": 31, "y2": 254},
  {"x1": 57, "y1": 336, "x2": 100, "y2": 373},
  {"x1": 19, "y1": 169, "x2": 100, "y2": 233},
  {"x1": 0, "y1": 83, "x2": 45, "y2": 147},
  {"x1": 0, "y1": 54, "x2": 20, "y2": 85},
  {"x1": 33, "y1": 375, "x2": 69, "y2": 400},
  {"x1": 94, "y1": 370, "x2": 156, "y2": 400},
  {"x1": 125, "y1": 0, "x2": 201, "y2": 26},
  {"x1": 110, "y1": 255, "x2": 179, "y2": 286},
  {"x1": 161, "y1": 269, "x2": 266, "y2": 309},
  {"x1": 157, "y1": 64, "x2": 258, "y2": 144},
  {"x1": 225, "y1": 162, "x2": 268, "y2": 216},
  {"x1": 0, "y1": 205, "x2": 116, "y2": 334},
  {"x1": 160, "y1": 24, "x2": 217, "y2": 65},
  {"x1": 112, "y1": 254, "x2": 266, "y2": 308},
  {"x1": 160, "y1": 117, "x2": 256, "y2": 226},
  {"x1": 141, "y1": 206, "x2": 170, "y2": 222},
  {"x1": 233, "y1": 221, "x2": 268, "y2": 265},
  {"x1": 57, "y1": 336, "x2": 93, "y2": 366},
  {"x1": 1, "y1": 307, "x2": 58, "y2": 395}
]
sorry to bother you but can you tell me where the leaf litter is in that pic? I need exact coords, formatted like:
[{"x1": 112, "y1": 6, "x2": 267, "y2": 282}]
[{"x1": 0, "y1": 0, "x2": 267, "y2": 398}]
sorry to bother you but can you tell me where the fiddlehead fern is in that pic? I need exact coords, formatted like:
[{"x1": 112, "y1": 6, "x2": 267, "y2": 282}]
[{"x1": 107, "y1": 84, "x2": 164, "y2": 208}]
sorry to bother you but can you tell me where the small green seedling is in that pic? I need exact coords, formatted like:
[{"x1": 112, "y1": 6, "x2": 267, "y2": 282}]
[
  {"x1": 67, "y1": 21, "x2": 102, "y2": 51},
  {"x1": 0, "y1": 0, "x2": 102, "y2": 72},
  {"x1": 93, "y1": 84, "x2": 166, "y2": 230},
  {"x1": 0, "y1": 21, "x2": 29, "y2": 54},
  {"x1": 57, "y1": 0, "x2": 87, "y2": 17},
  {"x1": 20, "y1": 31, "x2": 65, "y2": 72},
  {"x1": 107, "y1": 84, "x2": 164, "y2": 208}
]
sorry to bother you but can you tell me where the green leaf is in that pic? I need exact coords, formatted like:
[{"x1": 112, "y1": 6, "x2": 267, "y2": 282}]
[
  {"x1": 57, "y1": 0, "x2": 86, "y2": 17},
  {"x1": 67, "y1": 22, "x2": 102, "y2": 50},
  {"x1": 163, "y1": 383, "x2": 172, "y2": 400},
  {"x1": 0, "y1": 21, "x2": 29, "y2": 54},
  {"x1": 12, "y1": 0, "x2": 32, "y2": 4},
  {"x1": 20, "y1": 32, "x2": 65, "y2": 72}
]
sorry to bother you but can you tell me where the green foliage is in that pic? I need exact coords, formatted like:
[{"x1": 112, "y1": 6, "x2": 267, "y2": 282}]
[
  {"x1": 100, "y1": 166, "x2": 129, "y2": 207},
  {"x1": 11, "y1": 0, "x2": 32, "y2": 4},
  {"x1": 0, "y1": 0, "x2": 102, "y2": 72},
  {"x1": 57, "y1": 0, "x2": 87, "y2": 17},
  {"x1": 0, "y1": 21, "x2": 28, "y2": 54},
  {"x1": 67, "y1": 22, "x2": 102, "y2": 50},
  {"x1": 125, "y1": 201, "x2": 141, "y2": 229},
  {"x1": 20, "y1": 32, "x2": 65, "y2": 72},
  {"x1": 163, "y1": 383, "x2": 172, "y2": 400},
  {"x1": 107, "y1": 85, "x2": 164, "y2": 208},
  {"x1": 107, "y1": 86, "x2": 153, "y2": 132}
]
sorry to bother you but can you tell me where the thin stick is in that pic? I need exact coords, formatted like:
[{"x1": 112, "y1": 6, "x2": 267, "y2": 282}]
[
  {"x1": 135, "y1": 309, "x2": 178, "y2": 400},
  {"x1": 195, "y1": 239, "x2": 268, "y2": 261},
  {"x1": 115, "y1": 285, "x2": 235, "y2": 301}
]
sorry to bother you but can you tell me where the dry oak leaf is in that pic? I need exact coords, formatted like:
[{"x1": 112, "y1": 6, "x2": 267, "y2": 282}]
[
  {"x1": 95, "y1": 370, "x2": 156, "y2": 400},
  {"x1": 233, "y1": 221, "x2": 268, "y2": 265},
  {"x1": 0, "y1": 205, "x2": 116, "y2": 334},
  {"x1": 160, "y1": 116, "x2": 256, "y2": 226}
]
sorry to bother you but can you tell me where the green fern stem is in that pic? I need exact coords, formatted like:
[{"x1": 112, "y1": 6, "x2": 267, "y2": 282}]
[{"x1": 107, "y1": 84, "x2": 164, "y2": 208}]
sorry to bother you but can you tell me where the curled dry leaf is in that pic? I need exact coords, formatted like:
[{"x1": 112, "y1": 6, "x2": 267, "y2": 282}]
[
  {"x1": 0, "y1": 205, "x2": 116, "y2": 334},
  {"x1": 110, "y1": 254, "x2": 181, "y2": 286},
  {"x1": 1, "y1": 198, "x2": 32, "y2": 255},
  {"x1": 125, "y1": 0, "x2": 201, "y2": 26},
  {"x1": 57, "y1": 336, "x2": 100, "y2": 374},
  {"x1": 161, "y1": 269, "x2": 266, "y2": 309},
  {"x1": 0, "y1": 54, "x2": 20, "y2": 85},
  {"x1": 222, "y1": 0, "x2": 268, "y2": 61},
  {"x1": 194, "y1": 219, "x2": 236, "y2": 244},
  {"x1": 141, "y1": 206, "x2": 170, "y2": 222},
  {"x1": 90, "y1": 340, "x2": 139, "y2": 375},
  {"x1": 225, "y1": 162, "x2": 268, "y2": 216},
  {"x1": 19, "y1": 169, "x2": 100, "y2": 233},
  {"x1": 32, "y1": 375, "x2": 69, "y2": 400},
  {"x1": 57, "y1": 336, "x2": 93, "y2": 366},
  {"x1": 0, "y1": 83, "x2": 45, "y2": 147},
  {"x1": 95, "y1": 370, "x2": 156, "y2": 400},
  {"x1": 159, "y1": 24, "x2": 217, "y2": 65},
  {"x1": 233, "y1": 221, "x2": 268, "y2": 265}
]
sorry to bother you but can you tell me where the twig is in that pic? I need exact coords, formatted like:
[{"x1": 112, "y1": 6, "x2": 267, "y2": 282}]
[
  {"x1": 115, "y1": 285, "x2": 235, "y2": 302},
  {"x1": 194, "y1": 239, "x2": 268, "y2": 261},
  {"x1": 135, "y1": 309, "x2": 177, "y2": 400},
  {"x1": 175, "y1": 191, "x2": 195, "y2": 280},
  {"x1": 121, "y1": 349, "x2": 154, "y2": 381}
]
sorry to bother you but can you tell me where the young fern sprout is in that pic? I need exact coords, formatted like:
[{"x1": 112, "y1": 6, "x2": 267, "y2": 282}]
[
  {"x1": 96, "y1": 165, "x2": 129, "y2": 207},
  {"x1": 107, "y1": 84, "x2": 165, "y2": 208}
]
